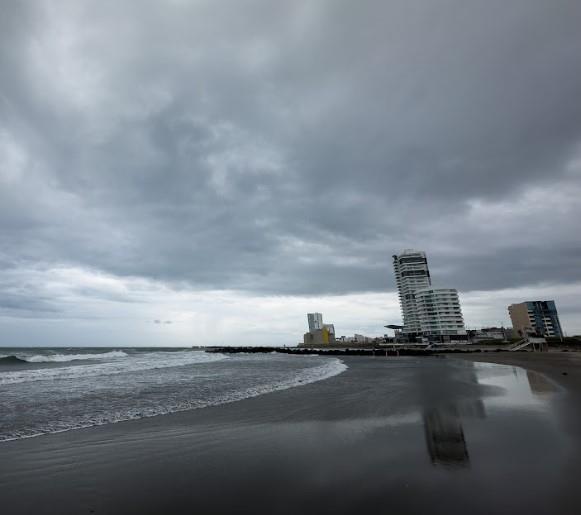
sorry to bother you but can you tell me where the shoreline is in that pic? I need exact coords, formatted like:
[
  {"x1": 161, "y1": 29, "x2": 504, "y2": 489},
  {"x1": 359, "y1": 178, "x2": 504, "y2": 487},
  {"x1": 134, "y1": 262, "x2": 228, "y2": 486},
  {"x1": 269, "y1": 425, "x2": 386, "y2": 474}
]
[
  {"x1": 452, "y1": 350, "x2": 581, "y2": 399},
  {"x1": 2, "y1": 352, "x2": 581, "y2": 514},
  {"x1": 453, "y1": 350, "x2": 581, "y2": 439}
]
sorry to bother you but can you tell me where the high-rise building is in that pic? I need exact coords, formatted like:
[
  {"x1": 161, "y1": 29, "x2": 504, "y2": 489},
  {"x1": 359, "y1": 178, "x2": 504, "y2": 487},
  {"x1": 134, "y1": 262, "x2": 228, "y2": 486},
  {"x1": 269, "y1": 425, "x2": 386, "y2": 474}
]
[
  {"x1": 508, "y1": 301, "x2": 563, "y2": 338},
  {"x1": 392, "y1": 250, "x2": 431, "y2": 335},
  {"x1": 392, "y1": 250, "x2": 466, "y2": 342},
  {"x1": 415, "y1": 288, "x2": 466, "y2": 341},
  {"x1": 307, "y1": 313, "x2": 323, "y2": 332}
]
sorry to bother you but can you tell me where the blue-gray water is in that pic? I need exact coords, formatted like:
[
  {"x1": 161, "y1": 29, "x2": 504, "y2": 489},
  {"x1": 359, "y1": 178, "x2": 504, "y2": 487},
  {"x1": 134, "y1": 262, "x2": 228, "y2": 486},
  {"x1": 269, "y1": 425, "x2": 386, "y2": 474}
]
[{"x1": 0, "y1": 347, "x2": 346, "y2": 441}]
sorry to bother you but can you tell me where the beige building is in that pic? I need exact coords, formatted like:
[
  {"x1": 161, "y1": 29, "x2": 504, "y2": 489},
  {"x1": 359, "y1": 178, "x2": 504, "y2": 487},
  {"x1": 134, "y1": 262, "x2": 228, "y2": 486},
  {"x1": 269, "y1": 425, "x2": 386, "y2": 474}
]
[
  {"x1": 508, "y1": 303, "x2": 532, "y2": 337},
  {"x1": 508, "y1": 301, "x2": 563, "y2": 338}
]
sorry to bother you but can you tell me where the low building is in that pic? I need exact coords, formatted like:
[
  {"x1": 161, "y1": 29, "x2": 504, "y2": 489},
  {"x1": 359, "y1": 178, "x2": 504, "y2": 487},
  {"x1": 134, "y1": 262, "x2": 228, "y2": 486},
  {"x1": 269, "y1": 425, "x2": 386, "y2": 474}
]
[
  {"x1": 468, "y1": 327, "x2": 513, "y2": 342},
  {"x1": 303, "y1": 326, "x2": 336, "y2": 346},
  {"x1": 323, "y1": 324, "x2": 335, "y2": 336},
  {"x1": 508, "y1": 301, "x2": 563, "y2": 339},
  {"x1": 302, "y1": 313, "x2": 336, "y2": 346}
]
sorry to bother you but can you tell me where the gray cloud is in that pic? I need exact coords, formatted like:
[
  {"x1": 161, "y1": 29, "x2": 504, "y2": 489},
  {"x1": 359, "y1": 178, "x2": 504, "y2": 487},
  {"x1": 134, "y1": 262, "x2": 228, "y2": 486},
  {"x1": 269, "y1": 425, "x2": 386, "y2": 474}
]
[{"x1": 1, "y1": 0, "x2": 581, "y2": 321}]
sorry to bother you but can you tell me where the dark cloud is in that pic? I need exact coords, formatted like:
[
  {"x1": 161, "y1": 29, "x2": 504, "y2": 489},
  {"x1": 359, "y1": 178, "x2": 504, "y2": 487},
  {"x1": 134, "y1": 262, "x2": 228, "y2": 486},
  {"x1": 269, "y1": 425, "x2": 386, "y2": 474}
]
[
  {"x1": 1, "y1": 0, "x2": 581, "y2": 311},
  {"x1": 0, "y1": 292, "x2": 62, "y2": 318}
]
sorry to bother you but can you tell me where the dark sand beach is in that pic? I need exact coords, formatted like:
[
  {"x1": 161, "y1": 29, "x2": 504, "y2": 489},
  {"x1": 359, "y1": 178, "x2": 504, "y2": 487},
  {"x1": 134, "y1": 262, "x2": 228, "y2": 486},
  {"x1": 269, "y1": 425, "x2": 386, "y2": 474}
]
[{"x1": 1, "y1": 352, "x2": 581, "y2": 514}]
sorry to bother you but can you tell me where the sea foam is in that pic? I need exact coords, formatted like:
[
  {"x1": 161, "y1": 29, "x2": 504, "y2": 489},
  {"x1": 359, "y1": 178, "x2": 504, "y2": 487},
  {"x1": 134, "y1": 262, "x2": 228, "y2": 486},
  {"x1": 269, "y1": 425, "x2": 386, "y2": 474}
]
[
  {"x1": 0, "y1": 350, "x2": 227, "y2": 386},
  {"x1": 24, "y1": 350, "x2": 129, "y2": 363},
  {"x1": 0, "y1": 355, "x2": 347, "y2": 442}
]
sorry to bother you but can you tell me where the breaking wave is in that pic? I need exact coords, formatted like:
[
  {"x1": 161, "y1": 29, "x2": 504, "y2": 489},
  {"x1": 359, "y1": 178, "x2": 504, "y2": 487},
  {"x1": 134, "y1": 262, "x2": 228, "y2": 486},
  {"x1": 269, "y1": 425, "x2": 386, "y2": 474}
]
[
  {"x1": 0, "y1": 355, "x2": 28, "y2": 365},
  {"x1": 0, "y1": 351, "x2": 128, "y2": 365},
  {"x1": 0, "y1": 355, "x2": 347, "y2": 441},
  {"x1": 0, "y1": 351, "x2": 227, "y2": 386},
  {"x1": 24, "y1": 350, "x2": 129, "y2": 363}
]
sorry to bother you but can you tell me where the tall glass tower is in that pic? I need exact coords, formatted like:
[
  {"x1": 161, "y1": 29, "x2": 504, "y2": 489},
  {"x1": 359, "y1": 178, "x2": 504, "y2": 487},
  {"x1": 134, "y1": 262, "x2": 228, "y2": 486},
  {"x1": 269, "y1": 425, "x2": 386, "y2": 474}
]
[{"x1": 392, "y1": 250, "x2": 432, "y2": 335}]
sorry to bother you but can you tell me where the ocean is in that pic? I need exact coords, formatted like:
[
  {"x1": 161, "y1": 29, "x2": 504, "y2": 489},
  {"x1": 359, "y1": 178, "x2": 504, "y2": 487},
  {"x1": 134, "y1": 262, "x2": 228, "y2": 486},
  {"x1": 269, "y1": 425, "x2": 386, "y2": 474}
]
[{"x1": 0, "y1": 347, "x2": 347, "y2": 442}]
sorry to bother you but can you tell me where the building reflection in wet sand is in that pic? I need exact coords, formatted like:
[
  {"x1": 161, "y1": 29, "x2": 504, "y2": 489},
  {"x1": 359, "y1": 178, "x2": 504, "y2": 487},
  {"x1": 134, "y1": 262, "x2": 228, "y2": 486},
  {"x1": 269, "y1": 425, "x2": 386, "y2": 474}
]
[
  {"x1": 526, "y1": 370, "x2": 557, "y2": 397},
  {"x1": 423, "y1": 403, "x2": 478, "y2": 467},
  {"x1": 423, "y1": 386, "x2": 487, "y2": 468}
]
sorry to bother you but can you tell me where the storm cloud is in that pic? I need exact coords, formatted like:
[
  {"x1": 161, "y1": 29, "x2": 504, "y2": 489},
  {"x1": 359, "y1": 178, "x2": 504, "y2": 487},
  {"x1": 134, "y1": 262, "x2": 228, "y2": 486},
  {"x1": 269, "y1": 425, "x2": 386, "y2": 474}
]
[{"x1": 1, "y1": 0, "x2": 581, "y2": 342}]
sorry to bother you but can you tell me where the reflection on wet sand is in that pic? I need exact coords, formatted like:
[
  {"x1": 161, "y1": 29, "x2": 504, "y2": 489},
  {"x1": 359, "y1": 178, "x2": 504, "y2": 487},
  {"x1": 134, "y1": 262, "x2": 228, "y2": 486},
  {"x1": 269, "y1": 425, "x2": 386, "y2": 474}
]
[
  {"x1": 423, "y1": 401, "x2": 486, "y2": 467},
  {"x1": 424, "y1": 405, "x2": 469, "y2": 466},
  {"x1": 421, "y1": 361, "x2": 558, "y2": 467},
  {"x1": 526, "y1": 370, "x2": 557, "y2": 397},
  {"x1": 420, "y1": 361, "x2": 490, "y2": 467}
]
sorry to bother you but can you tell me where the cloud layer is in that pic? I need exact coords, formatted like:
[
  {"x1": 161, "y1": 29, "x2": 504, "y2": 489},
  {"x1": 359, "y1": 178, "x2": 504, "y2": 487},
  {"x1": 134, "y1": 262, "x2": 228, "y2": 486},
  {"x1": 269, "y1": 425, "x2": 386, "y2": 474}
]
[{"x1": 1, "y1": 0, "x2": 581, "y2": 342}]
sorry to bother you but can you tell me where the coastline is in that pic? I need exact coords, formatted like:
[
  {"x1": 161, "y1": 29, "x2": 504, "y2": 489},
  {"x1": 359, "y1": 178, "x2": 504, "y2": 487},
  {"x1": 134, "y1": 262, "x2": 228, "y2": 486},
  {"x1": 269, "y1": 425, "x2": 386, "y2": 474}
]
[
  {"x1": 2, "y1": 353, "x2": 581, "y2": 514},
  {"x1": 452, "y1": 350, "x2": 581, "y2": 400},
  {"x1": 453, "y1": 350, "x2": 581, "y2": 438}
]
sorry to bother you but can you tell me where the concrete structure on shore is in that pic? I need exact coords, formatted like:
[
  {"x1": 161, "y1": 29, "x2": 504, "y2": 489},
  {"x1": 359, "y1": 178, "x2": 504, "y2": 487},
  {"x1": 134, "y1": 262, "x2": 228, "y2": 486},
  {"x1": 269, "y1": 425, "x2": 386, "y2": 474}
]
[{"x1": 509, "y1": 301, "x2": 563, "y2": 339}]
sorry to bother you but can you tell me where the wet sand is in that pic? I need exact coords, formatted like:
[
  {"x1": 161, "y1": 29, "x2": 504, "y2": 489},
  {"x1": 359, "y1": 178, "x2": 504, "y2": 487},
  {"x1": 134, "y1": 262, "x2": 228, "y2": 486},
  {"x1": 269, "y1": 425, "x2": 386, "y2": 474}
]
[
  {"x1": 1, "y1": 353, "x2": 581, "y2": 514},
  {"x1": 456, "y1": 351, "x2": 581, "y2": 443},
  {"x1": 456, "y1": 350, "x2": 581, "y2": 397}
]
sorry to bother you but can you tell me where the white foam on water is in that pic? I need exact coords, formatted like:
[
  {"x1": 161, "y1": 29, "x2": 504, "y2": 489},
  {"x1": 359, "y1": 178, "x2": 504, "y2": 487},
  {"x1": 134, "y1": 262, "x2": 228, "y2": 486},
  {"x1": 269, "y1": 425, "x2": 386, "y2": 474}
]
[
  {"x1": 24, "y1": 350, "x2": 129, "y2": 363},
  {"x1": 0, "y1": 351, "x2": 227, "y2": 386},
  {"x1": 0, "y1": 356, "x2": 348, "y2": 442}
]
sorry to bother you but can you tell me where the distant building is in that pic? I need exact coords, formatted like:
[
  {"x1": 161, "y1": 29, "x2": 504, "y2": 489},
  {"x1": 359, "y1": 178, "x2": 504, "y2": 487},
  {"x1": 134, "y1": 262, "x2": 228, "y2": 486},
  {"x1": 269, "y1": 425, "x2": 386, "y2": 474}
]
[
  {"x1": 307, "y1": 313, "x2": 323, "y2": 332},
  {"x1": 303, "y1": 327, "x2": 336, "y2": 346},
  {"x1": 385, "y1": 324, "x2": 405, "y2": 342},
  {"x1": 468, "y1": 327, "x2": 513, "y2": 342},
  {"x1": 415, "y1": 288, "x2": 467, "y2": 342},
  {"x1": 323, "y1": 324, "x2": 335, "y2": 336},
  {"x1": 480, "y1": 327, "x2": 512, "y2": 340},
  {"x1": 508, "y1": 301, "x2": 563, "y2": 339},
  {"x1": 302, "y1": 313, "x2": 336, "y2": 346},
  {"x1": 392, "y1": 250, "x2": 432, "y2": 335}
]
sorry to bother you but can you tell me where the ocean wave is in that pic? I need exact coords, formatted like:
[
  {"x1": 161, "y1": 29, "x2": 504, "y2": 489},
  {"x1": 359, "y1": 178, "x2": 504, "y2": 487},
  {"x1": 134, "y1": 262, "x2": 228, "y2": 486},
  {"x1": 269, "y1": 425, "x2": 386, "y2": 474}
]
[
  {"x1": 23, "y1": 350, "x2": 129, "y2": 363},
  {"x1": 205, "y1": 357, "x2": 348, "y2": 407},
  {"x1": 0, "y1": 351, "x2": 227, "y2": 386},
  {"x1": 0, "y1": 355, "x2": 28, "y2": 365},
  {"x1": 0, "y1": 356, "x2": 347, "y2": 442}
]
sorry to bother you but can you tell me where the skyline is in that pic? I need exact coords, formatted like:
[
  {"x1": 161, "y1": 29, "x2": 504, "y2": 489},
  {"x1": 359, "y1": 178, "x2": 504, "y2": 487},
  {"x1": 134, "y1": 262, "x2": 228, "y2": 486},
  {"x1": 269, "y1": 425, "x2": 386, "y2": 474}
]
[{"x1": 2, "y1": 0, "x2": 581, "y2": 346}]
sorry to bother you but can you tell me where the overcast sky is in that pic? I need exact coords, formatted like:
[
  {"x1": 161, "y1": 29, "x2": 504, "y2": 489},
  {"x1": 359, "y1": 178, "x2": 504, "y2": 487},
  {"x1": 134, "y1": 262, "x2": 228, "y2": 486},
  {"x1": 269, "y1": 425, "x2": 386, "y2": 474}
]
[{"x1": 1, "y1": 0, "x2": 581, "y2": 346}]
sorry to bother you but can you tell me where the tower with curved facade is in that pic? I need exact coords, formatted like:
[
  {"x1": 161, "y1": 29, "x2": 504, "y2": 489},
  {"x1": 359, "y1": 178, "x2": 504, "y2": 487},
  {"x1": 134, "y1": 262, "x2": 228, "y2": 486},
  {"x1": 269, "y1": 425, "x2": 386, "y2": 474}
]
[{"x1": 393, "y1": 250, "x2": 466, "y2": 342}]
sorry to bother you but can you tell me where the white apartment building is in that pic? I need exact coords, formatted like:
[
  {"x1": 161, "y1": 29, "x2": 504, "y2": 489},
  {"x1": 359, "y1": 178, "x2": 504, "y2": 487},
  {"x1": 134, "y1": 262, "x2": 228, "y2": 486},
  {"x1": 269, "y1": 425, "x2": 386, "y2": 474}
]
[
  {"x1": 392, "y1": 250, "x2": 432, "y2": 334},
  {"x1": 415, "y1": 288, "x2": 467, "y2": 341}
]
